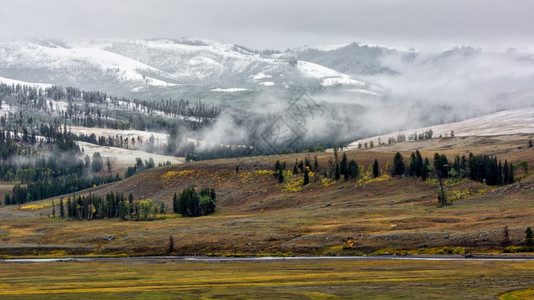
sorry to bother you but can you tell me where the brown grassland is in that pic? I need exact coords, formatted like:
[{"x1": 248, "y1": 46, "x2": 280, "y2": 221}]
[
  {"x1": 0, "y1": 134, "x2": 534, "y2": 298},
  {"x1": 0, "y1": 135, "x2": 532, "y2": 257}
]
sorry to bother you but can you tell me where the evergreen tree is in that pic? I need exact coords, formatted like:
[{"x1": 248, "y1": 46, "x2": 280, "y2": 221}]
[
  {"x1": 348, "y1": 160, "x2": 359, "y2": 179},
  {"x1": 415, "y1": 150, "x2": 423, "y2": 177},
  {"x1": 274, "y1": 160, "x2": 281, "y2": 174},
  {"x1": 67, "y1": 197, "x2": 72, "y2": 218},
  {"x1": 334, "y1": 163, "x2": 340, "y2": 180},
  {"x1": 303, "y1": 167, "x2": 310, "y2": 185},
  {"x1": 526, "y1": 227, "x2": 533, "y2": 249},
  {"x1": 373, "y1": 159, "x2": 380, "y2": 178},
  {"x1": 392, "y1": 152, "x2": 405, "y2": 176},
  {"x1": 503, "y1": 160, "x2": 510, "y2": 185},
  {"x1": 314, "y1": 155, "x2": 318, "y2": 171},
  {"x1": 438, "y1": 186, "x2": 447, "y2": 206},
  {"x1": 409, "y1": 152, "x2": 416, "y2": 176},
  {"x1": 91, "y1": 152, "x2": 103, "y2": 172},
  {"x1": 278, "y1": 168, "x2": 284, "y2": 183},
  {"x1": 128, "y1": 193, "x2": 134, "y2": 217},
  {"x1": 168, "y1": 235, "x2": 175, "y2": 254},
  {"x1": 59, "y1": 198, "x2": 65, "y2": 218},
  {"x1": 497, "y1": 161, "x2": 503, "y2": 185},
  {"x1": 52, "y1": 200, "x2": 56, "y2": 218},
  {"x1": 340, "y1": 153, "x2": 347, "y2": 176},
  {"x1": 275, "y1": 160, "x2": 285, "y2": 183},
  {"x1": 421, "y1": 158, "x2": 430, "y2": 181},
  {"x1": 501, "y1": 225, "x2": 511, "y2": 247}
]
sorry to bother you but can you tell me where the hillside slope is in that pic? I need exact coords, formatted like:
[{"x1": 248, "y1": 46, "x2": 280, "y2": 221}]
[
  {"x1": 0, "y1": 131, "x2": 532, "y2": 256},
  {"x1": 346, "y1": 106, "x2": 534, "y2": 151}
]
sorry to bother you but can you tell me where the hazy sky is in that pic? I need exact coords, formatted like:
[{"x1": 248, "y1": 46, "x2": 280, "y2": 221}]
[{"x1": 1, "y1": 0, "x2": 533, "y2": 50}]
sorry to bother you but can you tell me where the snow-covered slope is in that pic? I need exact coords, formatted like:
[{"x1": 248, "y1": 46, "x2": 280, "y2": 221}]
[
  {"x1": 0, "y1": 39, "x2": 383, "y2": 96},
  {"x1": 346, "y1": 107, "x2": 534, "y2": 150},
  {"x1": 281, "y1": 42, "x2": 407, "y2": 76},
  {"x1": 0, "y1": 76, "x2": 52, "y2": 89},
  {"x1": 296, "y1": 61, "x2": 384, "y2": 95}
]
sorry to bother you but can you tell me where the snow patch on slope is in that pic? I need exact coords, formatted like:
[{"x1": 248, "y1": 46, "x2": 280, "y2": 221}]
[
  {"x1": 0, "y1": 76, "x2": 52, "y2": 89},
  {"x1": 298, "y1": 61, "x2": 360, "y2": 86},
  {"x1": 297, "y1": 61, "x2": 340, "y2": 78},
  {"x1": 251, "y1": 72, "x2": 272, "y2": 80},
  {"x1": 297, "y1": 61, "x2": 377, "y2": 90},
  {"x1": 211, "y1": 88, "x2": 250, "y2": 92},
  {"x1": 300, "y1": 43, "x2": 351, "y2": 52},
  {"x1": 346, "y1": 107, "x2": 534, "y2": 150}
]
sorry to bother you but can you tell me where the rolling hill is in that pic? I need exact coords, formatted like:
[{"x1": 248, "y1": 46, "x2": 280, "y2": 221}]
[{"x1": 0, "y1": 108, "x2": 532, "y2": 257}]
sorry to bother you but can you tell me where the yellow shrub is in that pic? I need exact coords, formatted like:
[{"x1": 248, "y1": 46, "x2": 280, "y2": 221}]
[
  {"x1": 253, "y1": 170, "x2": 275, "y2": 176},
  {"x1": 161, "y1": 170, "x2": 194, "y2": 182},
  {"x1": 321, "y1": 177, "x2": 335, "y2": 187},
  {"x1": 282, "y1": 175, "x2": 304, "y2": 192},
  {"x1": 356, "y1": 173, "x2": 391, "y2": 186},
  {"x1": 20, "y1": 202, "x2": 52, "y2": 210}
]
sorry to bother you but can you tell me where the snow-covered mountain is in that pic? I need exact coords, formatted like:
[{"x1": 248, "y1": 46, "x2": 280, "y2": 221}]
[
  {"x1": 1, "y1": 38, "x2": 533, "y2": 118},
  {"x1": 280, "y1": 42, "x2": 410, "y2": 76},
  {"x1": 0, "y1": 38, "x2": 386, "y2": 97}
]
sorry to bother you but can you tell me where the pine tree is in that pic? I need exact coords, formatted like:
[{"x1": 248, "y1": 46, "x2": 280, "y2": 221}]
[
  {"x1": 421, "y1": 162, "x2": 429, "y2": 181},
  {"x1": 501, "y1": 225, "x2": 511, "y2": 247},
  {"x1": 128, "y1": 193, "x2": 134, "y2": 218},
  {"x1": 348, "y1": 160, "x2": 359, "y2": 179},
  {"x1": 278, "y1": 168, "x2": 284, "y2": 183},
  {"x1": 392, "y1": 152, "x2": 405, "y2": 176},
  {"x1": 67, "y1": 197, "x2": 72, "y2": 218},
  {"x1": 52, "y1": 200, "x2": 56, "y2": 218},
  {"x1": 497, "y1": 161, "x2": 503, "y2": 185},
  {"x1": 409, "y1": 152, "x2": 416, "y2": 176},
  {"x1": 503, "y1": 160, "x2": 510, "y2": 184},
  {"x1": 303, "y1": 167, "x2": 310, "y2": 186},
  {"x1": 274, "y1": 160, "x2": 281, "y2": 172},
  {"x1": 168, "y1": 235, "x2": 175, "y2": 254},
  {"x1": 438, "y1": 186, "x2": 447, "y2": 206},
  {"x1": 525, "y1": 227, "x2": 533, "y2": 249},
  {"x1": 340, "y1": 153, "x2": 347, "y2": 176},
  {"x1": 335, "y1": 163, "x2": 341, "y2": 180},
  {"x1": 314, "y1": 155, "x2": 318, "y2": 171},
  {"x1": 59, "y1": 198, "x2": 65, "y2": 218},
  {"x1": 373, "y1": 159, "x2": 380, "y2": 178},
  {"x1": 415, "y1": 150, "x2": 423, "y2": 177}
]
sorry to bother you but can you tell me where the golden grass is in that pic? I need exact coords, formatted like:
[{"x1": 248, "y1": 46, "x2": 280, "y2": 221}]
[{"x1": 0, "y1": 259, "x2": 533, "y2": 299}]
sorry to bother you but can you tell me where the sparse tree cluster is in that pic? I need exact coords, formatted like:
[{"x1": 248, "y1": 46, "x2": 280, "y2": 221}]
[{"x1": 53, "y1": 192, "x2": 164, "y2": 221}]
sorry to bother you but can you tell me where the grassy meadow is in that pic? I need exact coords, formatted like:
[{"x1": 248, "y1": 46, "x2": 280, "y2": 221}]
[{"x1": 1, "y1": 258, "x2": 534, "y2": 299}]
